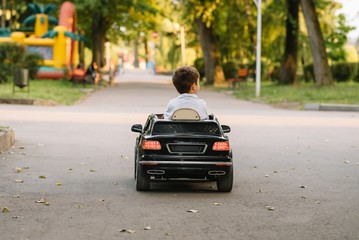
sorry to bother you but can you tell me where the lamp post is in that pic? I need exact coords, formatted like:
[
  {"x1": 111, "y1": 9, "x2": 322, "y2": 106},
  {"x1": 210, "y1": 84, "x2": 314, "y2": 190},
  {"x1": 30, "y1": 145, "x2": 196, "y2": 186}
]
[{"x1": 254, "y1": 0, "x2": 262, "y2": 97}]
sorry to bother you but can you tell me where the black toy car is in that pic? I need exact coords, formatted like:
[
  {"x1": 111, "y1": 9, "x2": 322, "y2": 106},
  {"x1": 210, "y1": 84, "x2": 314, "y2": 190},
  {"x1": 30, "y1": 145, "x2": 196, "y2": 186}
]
[{"x1": 131, "y1": 109, "x2": 233, "y2": 192}]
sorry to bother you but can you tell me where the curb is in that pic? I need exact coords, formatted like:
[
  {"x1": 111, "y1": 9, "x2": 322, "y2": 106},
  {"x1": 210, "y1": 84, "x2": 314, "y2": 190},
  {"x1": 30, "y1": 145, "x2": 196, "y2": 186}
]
[
  {"x1": 304, "y1": 103, "x2": 359, "y2": 112},
  {"x1": 0, "y1": 127, "x2": 15, "y2": 152}
]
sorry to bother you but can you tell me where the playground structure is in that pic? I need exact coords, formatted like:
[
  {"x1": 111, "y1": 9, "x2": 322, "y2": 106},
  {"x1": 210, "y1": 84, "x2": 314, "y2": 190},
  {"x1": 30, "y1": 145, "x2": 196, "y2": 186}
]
[{"x1": 0, "y1": 1, "x2": 84, "y2": 80}]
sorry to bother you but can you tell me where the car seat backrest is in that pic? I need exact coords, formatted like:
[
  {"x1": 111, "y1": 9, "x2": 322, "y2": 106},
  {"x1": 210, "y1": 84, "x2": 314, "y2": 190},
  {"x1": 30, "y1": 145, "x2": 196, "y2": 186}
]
[{"x1": 171, "y1": 108, "x2": 200, "y2": 121}]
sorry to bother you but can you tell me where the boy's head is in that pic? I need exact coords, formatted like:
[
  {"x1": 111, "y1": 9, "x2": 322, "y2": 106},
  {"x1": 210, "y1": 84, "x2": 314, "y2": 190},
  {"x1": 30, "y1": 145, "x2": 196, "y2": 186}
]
[{"x1": 172, "y1": 66, "x2": 200, "y2": 94}]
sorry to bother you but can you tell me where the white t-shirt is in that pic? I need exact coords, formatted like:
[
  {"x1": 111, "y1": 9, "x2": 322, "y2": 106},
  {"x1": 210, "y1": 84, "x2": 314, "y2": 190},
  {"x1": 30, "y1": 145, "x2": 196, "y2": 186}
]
[{"x1": 164, "y1": 93, "x2": 208, "y2": 119}]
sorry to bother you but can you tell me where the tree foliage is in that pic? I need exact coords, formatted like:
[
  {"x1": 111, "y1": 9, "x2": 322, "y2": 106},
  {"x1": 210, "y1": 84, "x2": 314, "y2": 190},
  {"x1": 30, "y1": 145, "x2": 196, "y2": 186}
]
[{"x1": 1, "y1": 0, "x2": 355, "y2": 86}]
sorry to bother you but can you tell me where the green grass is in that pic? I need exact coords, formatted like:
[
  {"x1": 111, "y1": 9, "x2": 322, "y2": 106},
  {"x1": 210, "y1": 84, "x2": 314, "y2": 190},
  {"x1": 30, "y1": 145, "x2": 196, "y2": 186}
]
[
  {"x1": 0, "y1": 79, "x2": 94, "y2": 105},
  {"x1": 228, "y1": 81, "x2": 359, "y2": 108}
]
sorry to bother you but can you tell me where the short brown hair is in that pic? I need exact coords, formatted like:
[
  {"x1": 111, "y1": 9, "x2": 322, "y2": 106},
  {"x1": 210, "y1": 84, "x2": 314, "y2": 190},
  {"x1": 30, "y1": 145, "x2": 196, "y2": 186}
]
[{"x1": 172, "y1": 66, "x2": 200, "y2": 94}]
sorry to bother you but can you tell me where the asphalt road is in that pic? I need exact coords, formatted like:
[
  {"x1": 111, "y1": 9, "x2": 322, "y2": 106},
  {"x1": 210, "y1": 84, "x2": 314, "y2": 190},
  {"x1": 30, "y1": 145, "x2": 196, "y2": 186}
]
[{"x1": 1, "y1": 69, "x2": 359, "y2": 240}]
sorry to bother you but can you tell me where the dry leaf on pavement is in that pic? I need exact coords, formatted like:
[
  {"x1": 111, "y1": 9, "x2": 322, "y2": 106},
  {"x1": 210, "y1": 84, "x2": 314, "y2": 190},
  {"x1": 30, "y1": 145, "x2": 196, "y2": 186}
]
[
  {"x1": 265, "y1": 206, "x2": 275, "y2": 211},
  {"x1": 187, "y1": 209, "x2": 199, "y2": 213},
  {"x1": 2, "y1": 207, "x2": 9, "y2": 213},
  {"x1": 36, "y1": 198, "x2": 50, "y2": 206},
  {"x1": 119, "y1": 229, "x2": 136, "y2": 234}
]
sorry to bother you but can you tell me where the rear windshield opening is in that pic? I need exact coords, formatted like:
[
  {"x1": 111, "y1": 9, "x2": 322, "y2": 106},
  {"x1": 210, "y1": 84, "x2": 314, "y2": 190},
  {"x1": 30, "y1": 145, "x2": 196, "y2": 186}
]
[{"x1": 152, "y1": 122, "x2": 220, "y2": 135}]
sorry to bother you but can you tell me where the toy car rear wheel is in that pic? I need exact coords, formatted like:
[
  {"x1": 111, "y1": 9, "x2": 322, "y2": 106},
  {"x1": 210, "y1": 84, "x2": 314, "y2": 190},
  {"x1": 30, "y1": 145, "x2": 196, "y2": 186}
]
[
  {"x1": 216, "y1": 167, "x2": 233, "y2": 192},
  {"x1": 136, "y1": 163, "x2": 150, "y2": 191}
]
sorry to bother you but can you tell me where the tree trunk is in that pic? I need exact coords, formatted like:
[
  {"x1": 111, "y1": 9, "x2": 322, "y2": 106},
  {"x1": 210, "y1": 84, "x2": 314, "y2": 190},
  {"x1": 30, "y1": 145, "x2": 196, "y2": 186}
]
[
  {"x1": 133, "y1": 39, "x2": 139, "y2": 68},
  {"x1": 196, "y1": 17, "x2": 225, "y2": 86},
  {"x1": 91, "y1": 13, "x2": 108, "y2": 67},
  {"x1": 300, "y1": 0, "x2": 333, "y2": 86},
  {"x1": 279, "y1": 0, "x2": 299, "y2": 84}
]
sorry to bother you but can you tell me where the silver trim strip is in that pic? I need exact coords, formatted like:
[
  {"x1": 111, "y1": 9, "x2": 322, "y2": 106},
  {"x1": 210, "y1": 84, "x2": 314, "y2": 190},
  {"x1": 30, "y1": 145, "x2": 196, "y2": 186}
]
[{"x1": 140, "y1": 161, "x2": 232, "y2": 166}]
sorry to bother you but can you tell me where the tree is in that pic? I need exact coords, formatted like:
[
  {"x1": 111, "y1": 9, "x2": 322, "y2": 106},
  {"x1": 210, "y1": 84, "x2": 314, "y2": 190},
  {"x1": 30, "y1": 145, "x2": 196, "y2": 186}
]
[
  {"x1": 279, "y1": 0, "x2": 299, "y2": 84},
  {"x1": 75, "y1": 0, "x2": 157, "y2": 67},
  {"x1": 300, "y1": 0, "x2": 333, "y2": 86},
  {"x1": 184, "y1": 0, "x2": 226, "y2": 86},
  {"x1": 325, "y1": 13, "x2": 355, "y2": 62}
]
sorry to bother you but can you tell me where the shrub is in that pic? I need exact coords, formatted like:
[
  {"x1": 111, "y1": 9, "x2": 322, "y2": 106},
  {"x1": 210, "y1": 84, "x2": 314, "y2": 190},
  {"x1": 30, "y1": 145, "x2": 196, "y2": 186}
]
[
  {"x1": 0, "y1": 43, "x2": 43, "y2": 83},
  {"x1": 303, "y1": 63, "x2": 314, "y2": 82},
  {"x1": 304, "y1": 62, "x2": 358, "y2": 83},
  {"x1": 23, "y1": 52, "x2": 44, "y2": 79},
  {"x1": 222, "y1": 61, "x2": 238, "y2": 80},
  {"x1": 331, "y1": 62, "x2": 358, "y2": 82},
  {"x1": 0, "y1": 43, "x2": 26, "y2": 83}
]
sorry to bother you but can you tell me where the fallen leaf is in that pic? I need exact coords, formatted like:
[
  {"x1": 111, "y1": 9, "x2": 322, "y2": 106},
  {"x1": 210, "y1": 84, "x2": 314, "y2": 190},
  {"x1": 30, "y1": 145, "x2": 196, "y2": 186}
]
[
  {"x1": 36, "y1": 198, "x2": 49, "y2": 206},
  {"x1": 38, "y1": 175, "x2": 47, "y2": 179},
  {"x1": 187, "y1": 209, "x2": 199, "y2": 213},
  {"x1": 144, "y1": 226, "x2": 151, "y2": 230},
  {"x1": 90, "y1": 170, "x2": 96, "y2": 172},
  {"x1": 14, "y1": 167, "x2": 23, "y2": 173},
  {"x1": 23, "y1": 167, "x2": 30, "y2": 170},
  {"x1": 15, "y1": 179, "x2": 23, "y2": 183},
  {"x1": 119, "y1": 229, "x2": 136, "y2": 234},
  {"x1": 265, "y1": 205, "x2": 274, "y2": 211},
  {"x1": 56, "y1": 182, "x2": 63, "y2": 186},
  {"x1": 2, "y1": 207, "x2": 9, "y2": 213}
]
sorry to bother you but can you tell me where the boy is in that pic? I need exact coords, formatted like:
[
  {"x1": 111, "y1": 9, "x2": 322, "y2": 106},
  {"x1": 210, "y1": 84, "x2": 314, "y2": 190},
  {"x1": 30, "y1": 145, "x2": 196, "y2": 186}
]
[{"x1": 164, "y1": 66, "x2": 208, "y2": 119}]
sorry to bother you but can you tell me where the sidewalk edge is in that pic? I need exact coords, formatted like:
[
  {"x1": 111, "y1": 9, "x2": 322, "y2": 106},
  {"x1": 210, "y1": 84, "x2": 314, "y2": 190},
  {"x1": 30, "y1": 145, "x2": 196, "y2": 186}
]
[{"x1": 0, "y1": 127, "x2": 15, "y2": 152}]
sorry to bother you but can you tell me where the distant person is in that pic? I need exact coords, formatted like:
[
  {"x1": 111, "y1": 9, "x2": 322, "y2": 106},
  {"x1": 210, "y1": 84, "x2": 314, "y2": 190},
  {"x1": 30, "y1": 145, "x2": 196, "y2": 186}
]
[
  {"x1": 85, "y1": 61, "x2": 99, "y2": 84},
  {"x1": 164, "y1": 66, "x2": 208, "y2": 119}
]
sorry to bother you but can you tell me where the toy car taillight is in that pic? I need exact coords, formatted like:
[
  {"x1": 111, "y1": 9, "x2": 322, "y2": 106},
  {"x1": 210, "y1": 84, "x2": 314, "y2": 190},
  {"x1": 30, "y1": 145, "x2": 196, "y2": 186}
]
[
  {"x1": 142, "y1": 140, "x2": 161, "y2": 150},
  {"x1": 212, "y1": 141, "x2": 230, "y2": 151}
]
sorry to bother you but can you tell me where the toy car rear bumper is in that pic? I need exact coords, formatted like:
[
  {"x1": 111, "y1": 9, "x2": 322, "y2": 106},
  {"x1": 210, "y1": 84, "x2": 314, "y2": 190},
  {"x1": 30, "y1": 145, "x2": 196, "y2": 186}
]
[{"x1": 139, "y1": 160, "x2": 232, "y2": 179}]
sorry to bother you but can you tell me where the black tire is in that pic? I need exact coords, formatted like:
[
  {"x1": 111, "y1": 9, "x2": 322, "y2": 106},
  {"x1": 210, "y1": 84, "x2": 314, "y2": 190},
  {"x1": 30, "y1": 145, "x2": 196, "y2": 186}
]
[
  {"x1": 216, "y1": 167, "x2": 233, "y2": 192},
  {"x1": 134, "y1": 147, "x2": 138, "y2": 179},
  {"x1": 136, "y1": 163, "x2": 150, "y2": 191}
]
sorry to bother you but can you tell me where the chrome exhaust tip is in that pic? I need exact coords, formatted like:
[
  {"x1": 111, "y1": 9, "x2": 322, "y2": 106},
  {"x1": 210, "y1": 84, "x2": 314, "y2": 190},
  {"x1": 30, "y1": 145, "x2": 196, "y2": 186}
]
[
  {"x1": 147, "y1": 169, "x2": 165, "y2": 175},
  {"x1": 208, "y1": 170, "x2": 226, "y2": 176}
]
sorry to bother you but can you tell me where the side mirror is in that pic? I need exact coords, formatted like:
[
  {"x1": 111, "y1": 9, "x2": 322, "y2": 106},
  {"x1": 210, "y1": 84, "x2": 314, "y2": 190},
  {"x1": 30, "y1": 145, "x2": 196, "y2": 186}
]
[
  {"x1": 221, "y1": 125, "x2": 231, "y2": 133},
  {"x1": 131, "y1": 124, "x2": 143, "y2": 133}
]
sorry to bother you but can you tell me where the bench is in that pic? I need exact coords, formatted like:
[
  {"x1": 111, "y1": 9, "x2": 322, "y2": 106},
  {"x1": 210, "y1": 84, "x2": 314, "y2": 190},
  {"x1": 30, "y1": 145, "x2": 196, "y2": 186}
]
[{"x1": 227, "y1": 68, "x2": 248, "y2": 88}]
